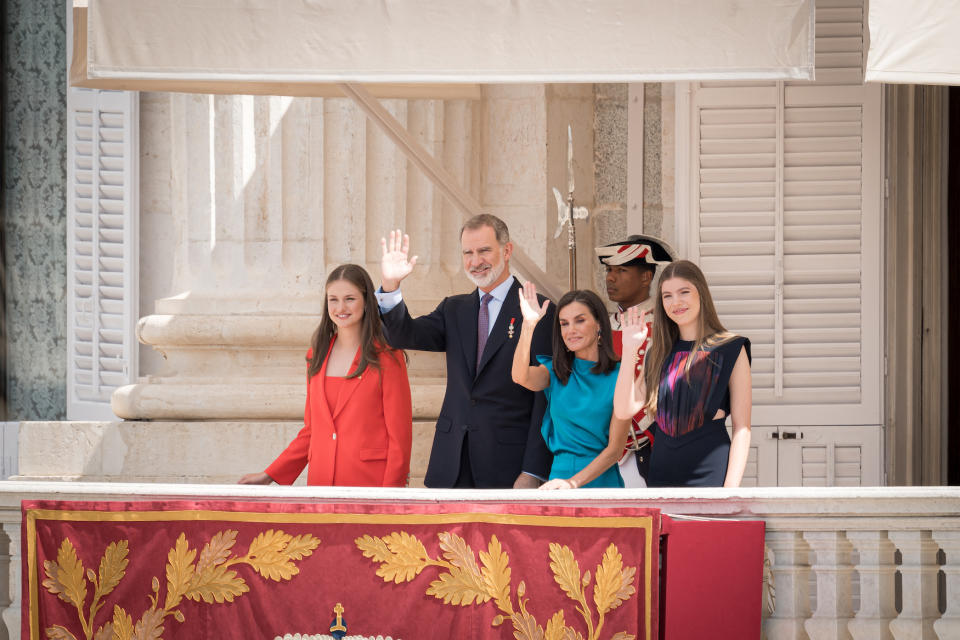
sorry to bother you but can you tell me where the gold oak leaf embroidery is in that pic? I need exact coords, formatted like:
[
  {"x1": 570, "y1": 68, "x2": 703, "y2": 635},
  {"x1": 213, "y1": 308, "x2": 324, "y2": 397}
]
[
  {"x1": 45, "y1": 625, "x2": 78, "y2": 640},
  {"x1": 43, "y1": 538, "x2": 88, "y2": 610},
  {"x1": 41, "y1": 529, "x2": 320, "y2": 640},
  {"x1": 544, "y1": 611, "x2": 566, "y2": 640},
  {"x1": 164, "y1": 535, "x2": 196, "y2": 612},
  {"x1": 195, "y1": 530, "x2": 236, "y2": 574},
  {"x1": 185, "y1": 529, "x2": 246, "y2": 604},
  {"x1": 479, "y1": 535, "x2": 512, "y2": 613},
  {"x1": 112, "y1": 605, "x2": 134, "y2": 640},
  {"x1": 590, "y1": 545, "x2": 637, "y2": 639},
  {"x1": 43, "y1": 538, "x2": 129, "y2": 640},
  {"x1": 283, "y1": 534, "x2": 320, "y2": 562},
  {"x1": 131, "y1": 605, "x2": 164, "y2": 640},
  {"x1": 593, "y1": 544, "x2": 636, "y2": 616},
  {"x1": 512, "y1": 609, "x2": 546, "y2": 640},
  {"x1": 357, "y1": 531, "x2": 637, "y2": 640},
  {"x1": 549, "y1": 544, "x2": 585, "y2": 605},
  {"x1": 355, "y1": 531, "x2": 432, "y2": 583},
  {"x1": 184, "y1": 563, "x2": 247, "y2": 605},
  {"x1": 245, "y1": 530, "x2": 295, "y2": 580},
  {"x1": 91, "y1": 623, "x2": 114, "y2": 640},
  {"x1": 91, "y1": 540, "x2": 129, "y2": 629},
  {"x1": 426, "y1": 532, "x2": 491, "y2": 605}
]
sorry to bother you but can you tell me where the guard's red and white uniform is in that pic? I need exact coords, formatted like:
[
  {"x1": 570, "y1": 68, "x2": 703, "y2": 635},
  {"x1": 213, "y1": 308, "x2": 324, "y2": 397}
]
[
  {"x1": 610, "y1": 297, "x2": 655, "y2": 488},
  {"x1": 596, "y1": 234, "x2": 677, "y2": 488}
]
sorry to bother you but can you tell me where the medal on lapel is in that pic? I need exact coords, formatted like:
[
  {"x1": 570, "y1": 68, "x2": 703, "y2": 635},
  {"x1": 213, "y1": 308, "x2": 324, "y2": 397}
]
[{"x1": 508, "y1": 317, "x2": 516, "y2": 339}]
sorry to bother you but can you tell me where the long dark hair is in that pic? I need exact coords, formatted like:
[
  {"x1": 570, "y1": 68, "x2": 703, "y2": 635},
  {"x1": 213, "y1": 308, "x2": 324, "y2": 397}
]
[
  {"x1": 307, "y1": 264, "x2": 399, "y2": 379},
  {"x1": 643, "y1": 260, "x2": 733, "y2": 414},
  {"x1": 551, "y1": 289, "x2": 619, "y2": 385}
]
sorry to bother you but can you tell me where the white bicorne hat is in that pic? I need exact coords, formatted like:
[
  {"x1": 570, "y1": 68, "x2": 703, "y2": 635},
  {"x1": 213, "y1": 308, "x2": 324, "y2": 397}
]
[{"x1": 595, "y1": 234, "x2": 676, "y2": 268}]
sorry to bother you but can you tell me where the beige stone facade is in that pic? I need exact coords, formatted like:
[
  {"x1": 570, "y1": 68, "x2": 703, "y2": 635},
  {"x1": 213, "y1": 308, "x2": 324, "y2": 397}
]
[{"x1": 98, "y1": 85, "x2": 622, "y2": 485}]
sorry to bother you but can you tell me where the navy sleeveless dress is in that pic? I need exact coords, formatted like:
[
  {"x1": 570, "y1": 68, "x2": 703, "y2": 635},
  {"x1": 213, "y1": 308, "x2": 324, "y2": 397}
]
[{"x1": 648, "y1": 335, "x2": 751, "y2": 487}]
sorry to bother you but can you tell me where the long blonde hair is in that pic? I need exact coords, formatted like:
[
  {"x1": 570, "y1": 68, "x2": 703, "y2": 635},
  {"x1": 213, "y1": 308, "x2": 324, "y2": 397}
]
[{"x1": 643, "y1": 260, "x2": 734, "y2": 416}]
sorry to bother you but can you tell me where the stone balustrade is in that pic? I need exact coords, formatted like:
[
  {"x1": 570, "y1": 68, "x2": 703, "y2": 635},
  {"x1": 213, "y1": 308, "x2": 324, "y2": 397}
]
[{"x1": 0, "y1": 484, "x2": 956, "y2": 639}]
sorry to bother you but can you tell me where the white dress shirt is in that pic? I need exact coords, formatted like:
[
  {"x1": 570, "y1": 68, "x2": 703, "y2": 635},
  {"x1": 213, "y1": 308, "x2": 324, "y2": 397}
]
[{"x1": 377, "y1": 275, "x2": 516, "y2": 338}]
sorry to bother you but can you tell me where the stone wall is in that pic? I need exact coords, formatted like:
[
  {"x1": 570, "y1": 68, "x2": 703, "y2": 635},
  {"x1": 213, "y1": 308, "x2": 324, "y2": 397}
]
[
  {"x1": 2, "y1": 0, "x2": 67, "y2": 420},
  {"x1": 128, "y1": 93, "x2": 488, "y2": 420},
  {"x1": 126, "y1": 85, "x2": 596, "y2": 421},
  {"x1": 592, "y1": 82, "x2": 629, "y2": 295},
  {"x1": 592, "y1": 83, "x2": 676, "y2": 298}
]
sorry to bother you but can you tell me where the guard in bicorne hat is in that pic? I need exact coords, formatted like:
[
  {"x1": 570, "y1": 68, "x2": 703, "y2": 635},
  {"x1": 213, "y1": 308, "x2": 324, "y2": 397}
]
[{"x1": 595, "y1": 234, "x2": 675, "y2": 488}]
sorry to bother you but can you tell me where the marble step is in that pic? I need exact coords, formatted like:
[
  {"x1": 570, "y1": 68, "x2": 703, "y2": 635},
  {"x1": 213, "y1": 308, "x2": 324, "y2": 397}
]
[
  {"x1": 15, "y1": 420, "x2": 437, "y2": 488},
  {"x1": 113, "y1": 377, "x2": 447, "y2": 421}
]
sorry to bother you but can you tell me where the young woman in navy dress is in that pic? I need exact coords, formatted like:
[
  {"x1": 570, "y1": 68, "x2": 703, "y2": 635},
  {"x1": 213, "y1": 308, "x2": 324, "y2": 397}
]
[{"x1": 613, "y1": 260, "x2": 752, "y2": 487}]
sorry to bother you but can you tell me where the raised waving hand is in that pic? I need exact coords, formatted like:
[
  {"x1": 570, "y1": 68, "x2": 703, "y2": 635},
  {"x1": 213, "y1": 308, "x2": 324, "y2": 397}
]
[
  {"x1": 511, "y1": 281, "x2": 551, "y2": 392},
  {"x1": 380, "y1": 229, "x2": 419, "y2": 292},
  {"x1": 518, "y1": 281, "x2": 550, "y2": 327},
  {"x1": 620, "y1": 305, "x2": 649, "y2": 356},
  {"x1": 613, "y1": 305, "x2": 649, "y2": 420}
]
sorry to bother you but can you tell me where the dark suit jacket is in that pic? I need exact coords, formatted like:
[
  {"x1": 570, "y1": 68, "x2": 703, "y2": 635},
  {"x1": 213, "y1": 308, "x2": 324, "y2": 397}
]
[{"x1": 381, "y1": 277, "x2": 554, "y2": 488}]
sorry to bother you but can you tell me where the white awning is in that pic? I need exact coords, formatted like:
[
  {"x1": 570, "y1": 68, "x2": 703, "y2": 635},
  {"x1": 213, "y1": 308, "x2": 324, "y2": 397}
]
[
  {"x1": 866, "y1": 0, "x2": 960, "y2": 85},
  {"x1": 77, "y1": 0, "x2": 815, "y2": 92}
]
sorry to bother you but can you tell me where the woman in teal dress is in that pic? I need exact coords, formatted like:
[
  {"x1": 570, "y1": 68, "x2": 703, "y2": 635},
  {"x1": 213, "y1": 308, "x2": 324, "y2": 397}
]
[{"x1": 511, "y1": 284, "x2": 630, "y2": 489}]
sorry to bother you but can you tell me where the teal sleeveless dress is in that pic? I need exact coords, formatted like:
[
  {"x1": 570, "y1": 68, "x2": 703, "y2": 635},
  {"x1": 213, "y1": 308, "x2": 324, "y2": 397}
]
[{"x1": 537, "y1": 355, "x2": 624, "y2": 488}]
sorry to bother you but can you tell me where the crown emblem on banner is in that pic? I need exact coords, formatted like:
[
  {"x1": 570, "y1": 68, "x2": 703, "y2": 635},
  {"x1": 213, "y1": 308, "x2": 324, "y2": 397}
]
[
  {"x1": 274, "y1": 636, "x2": 396, "y2": 640},
  {"x1": 274, "y1": 603, "x2": 398, "y2": 640}
]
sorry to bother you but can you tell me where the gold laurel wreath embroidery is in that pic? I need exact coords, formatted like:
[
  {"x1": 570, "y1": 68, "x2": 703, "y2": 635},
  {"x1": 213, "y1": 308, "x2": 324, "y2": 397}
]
[
  {"x1": 41, "y1": 529, "x2": 320, "y2": 640},
  {"x1": 355, "y1": 531, "x2": 637, "y2": 640}
]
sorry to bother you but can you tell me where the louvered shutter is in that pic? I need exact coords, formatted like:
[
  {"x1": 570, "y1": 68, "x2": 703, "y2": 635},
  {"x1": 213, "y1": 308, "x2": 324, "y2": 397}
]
[
  {"x1": 777, "y1": 426, "x2": 882, "y2": 486},
  {"x1": 737, "y1": 426, "x2": 779, "y2": 487},
  {"x1": 66, "y1": 88, "x2": 139, "y2": 420},
  {"x1": 682, "y1": 0, "x2": 881, "y2": 426}
]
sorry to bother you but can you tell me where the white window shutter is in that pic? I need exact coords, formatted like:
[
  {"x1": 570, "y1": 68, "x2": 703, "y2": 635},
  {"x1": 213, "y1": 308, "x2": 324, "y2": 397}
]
[
  {"x1": 66, "y1": 88, "x2": 139, "y2": 420},
  {"x1": 777, "y1": 426, "x2": 882, "y2": 486},
  {"x1": 681, "y1": 0, "x2": 882, "y2": 427},
  {"x1": 736, "y1": 426, "x2": 779, "y2": 487}
]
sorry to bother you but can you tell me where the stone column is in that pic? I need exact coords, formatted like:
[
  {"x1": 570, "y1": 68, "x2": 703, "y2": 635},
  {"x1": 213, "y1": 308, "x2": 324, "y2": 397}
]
[
  {"x1": 803, "y1": 531, "x2": 855, "y2": 640},
  {"x1": 97, "y1": 86, "x2": 583, "y2": 485},
  {"x1": 847, "y1": 530, "x2": 897, "y2": 640},
  {"x1": 888, "y1": 530, "x2": 941, "y2": 639},
  {"x1": 762, "y1": 543, "x2": 776, "y2": 637},
  {"x1": 931, "y1": 530, "x2": 959, "y2": 640},
  {"x1": 1, "y1": 522, "x2": 20, "y2": 640},
  {"x1": 117, "y1": 86, "x2": 591, "y2": 422},
  {"x1": 115, "y1": 93, "x2": 478, "y2": 420},
  {"x1": 765, "y1": 530, "x2": 813, "y2": 640}
]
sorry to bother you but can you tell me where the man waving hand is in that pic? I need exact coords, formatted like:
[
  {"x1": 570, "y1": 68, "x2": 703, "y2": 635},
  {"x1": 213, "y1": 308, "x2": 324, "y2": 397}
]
[{"x1": 377, "y1": 214, "x2": 554, "y2": 488}]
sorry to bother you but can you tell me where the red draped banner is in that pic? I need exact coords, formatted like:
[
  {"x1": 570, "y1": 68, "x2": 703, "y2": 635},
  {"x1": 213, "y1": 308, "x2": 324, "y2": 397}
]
[{"x1": 23, "y1": 500, "x2": 660, "y2": 640}]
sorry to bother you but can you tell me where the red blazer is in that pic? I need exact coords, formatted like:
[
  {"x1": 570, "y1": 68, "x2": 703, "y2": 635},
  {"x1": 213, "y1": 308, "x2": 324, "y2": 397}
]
[{"x1": 265, "y1": 339, "x2": 413, "y2": 487}]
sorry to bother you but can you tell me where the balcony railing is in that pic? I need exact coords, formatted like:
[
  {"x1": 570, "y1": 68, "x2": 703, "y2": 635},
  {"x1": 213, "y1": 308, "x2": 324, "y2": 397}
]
[{"x1": 0, "y1": 483, "x2": 956, "y2": 639}]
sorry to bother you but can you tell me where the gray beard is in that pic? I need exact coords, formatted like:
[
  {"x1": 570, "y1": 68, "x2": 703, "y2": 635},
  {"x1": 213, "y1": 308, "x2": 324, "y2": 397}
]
[{"x1": 465, "y1": 261, "x2": 504, "y2": 289}]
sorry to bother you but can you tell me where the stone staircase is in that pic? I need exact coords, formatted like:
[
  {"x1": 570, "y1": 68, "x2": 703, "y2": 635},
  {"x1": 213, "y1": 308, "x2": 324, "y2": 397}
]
[
  {"x1": 14, "y1": 346, "x2": 448, "y2": 488},
  {"x1": 16, "y1": 294, "x2": 452, "y2": 487},
  {"x1": 405, "y1": 349, "x2": 446, "y2": 487}
]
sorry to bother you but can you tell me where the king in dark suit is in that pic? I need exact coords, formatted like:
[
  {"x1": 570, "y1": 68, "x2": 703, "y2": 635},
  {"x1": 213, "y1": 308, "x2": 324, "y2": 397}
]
[{"x1": 377, "y1": 214, "x2": 554, "y2": 488}]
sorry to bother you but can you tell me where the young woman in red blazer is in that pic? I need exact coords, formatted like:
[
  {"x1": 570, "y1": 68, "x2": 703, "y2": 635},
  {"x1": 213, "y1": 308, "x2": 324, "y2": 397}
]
[{"x1": 239, "y1": 264, "x2": 413, "y2": 487}]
